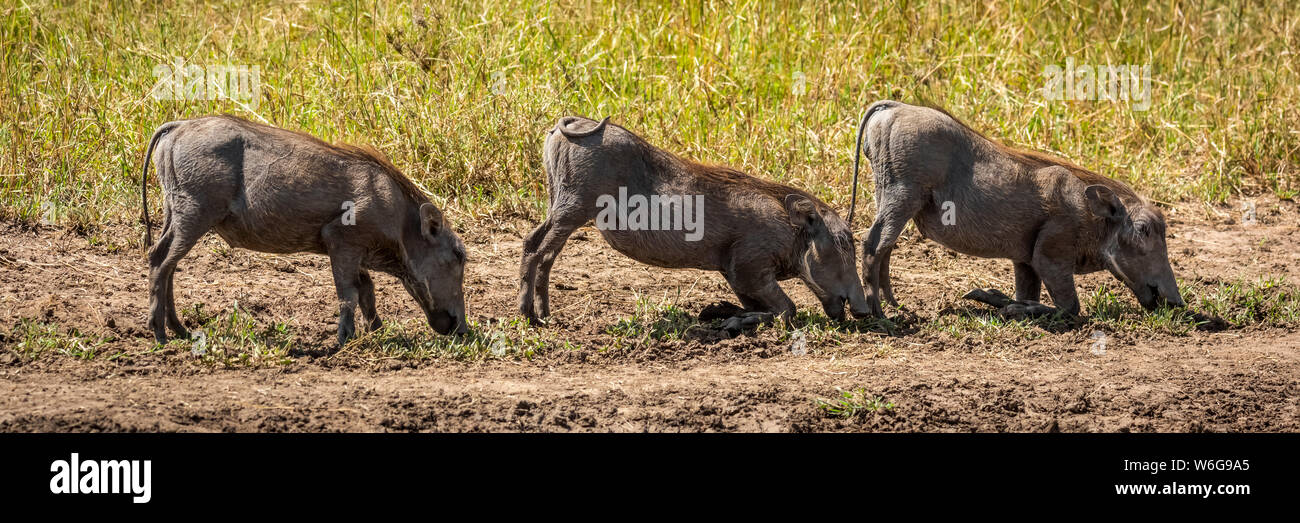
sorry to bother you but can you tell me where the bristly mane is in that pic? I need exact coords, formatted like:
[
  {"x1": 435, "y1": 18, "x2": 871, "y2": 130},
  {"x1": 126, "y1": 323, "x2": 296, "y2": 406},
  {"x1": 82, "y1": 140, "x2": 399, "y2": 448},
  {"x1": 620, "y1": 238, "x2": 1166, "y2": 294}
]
[
  {"x1": 331, "y1": 143, "x2": 431, "y2": 205},
  {"x1": 214, "y1": 114, "x2": 431, "y2": 205},
  {"x1": 924, "y1": 106, "x2": 1142, "y2": 202},
  {"x1": 617, "y1": 123, "x2": 856, "y2": 256},
  {"x1": 612, "y1": 122, "x2": 828, "y2": 210}
]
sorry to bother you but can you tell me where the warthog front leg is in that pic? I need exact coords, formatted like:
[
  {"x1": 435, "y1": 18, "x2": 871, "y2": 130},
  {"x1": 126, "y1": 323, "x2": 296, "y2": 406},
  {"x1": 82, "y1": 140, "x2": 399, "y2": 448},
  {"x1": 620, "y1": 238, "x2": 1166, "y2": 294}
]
[
  {"x1": 962, "y1": 262, "x2": 1051, "y2": 318},
  {"x1": 357, "y1": 269, "x2": 382, "y2": 332},
  {"x1": 962, "y1": 288, "x2": 1056, "y2": 318},
  {"x1": 323, "y1": 223, "x2": 364, "y2": 346},
  {"x1": 964, "y1": 257, "x2": 1074, "y2": 319},
  {"x1": 1035, "y1": 264, "x2": 1080, "y2": 317},
  {"x1": 1013, "y1": 262, "x2": 1042, "y2": 302},
  {"x1": 1032, "y1": 228, "x2": 1081, "y2": 317},
  {"x1": 725, "y1": 262, "x2": 797, "y2": 325}
]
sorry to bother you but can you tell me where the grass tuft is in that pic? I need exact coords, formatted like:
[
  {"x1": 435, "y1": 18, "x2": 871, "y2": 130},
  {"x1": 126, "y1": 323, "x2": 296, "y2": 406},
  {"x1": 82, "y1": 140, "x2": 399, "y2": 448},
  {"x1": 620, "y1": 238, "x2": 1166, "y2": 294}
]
[
  {"x1": 343, "y1": 317, "x2": 561, "y2": 362},
  {"x1": 815, "y1": 388, "x2": 895, "y2": 418},
  {"x1": 176, "y1": 303, "x2": 296, "y2": 367},
  {"x1": 6, "y1": 319, "x2": 109, "y2": 360}
]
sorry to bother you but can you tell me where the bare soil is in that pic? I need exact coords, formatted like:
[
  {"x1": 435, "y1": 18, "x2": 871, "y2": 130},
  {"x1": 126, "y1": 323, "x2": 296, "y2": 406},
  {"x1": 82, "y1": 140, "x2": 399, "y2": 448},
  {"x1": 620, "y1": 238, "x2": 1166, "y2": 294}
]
[{"x1": 1, "y1": 199, "x2": 1297, "y2": 432}]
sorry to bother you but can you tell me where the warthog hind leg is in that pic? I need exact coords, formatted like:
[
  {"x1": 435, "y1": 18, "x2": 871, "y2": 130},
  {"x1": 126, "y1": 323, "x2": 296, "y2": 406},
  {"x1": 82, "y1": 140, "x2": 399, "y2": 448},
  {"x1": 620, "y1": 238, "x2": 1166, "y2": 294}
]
[
  {"x1": 862, "y1": 184, "x2": 926, "y2": 317},
  {"x1": 519, "y1": 214, "x2": 584, "y2": 324},
  {"x1": 147, "y1": 205, "x2": 214, "y2": 344}
]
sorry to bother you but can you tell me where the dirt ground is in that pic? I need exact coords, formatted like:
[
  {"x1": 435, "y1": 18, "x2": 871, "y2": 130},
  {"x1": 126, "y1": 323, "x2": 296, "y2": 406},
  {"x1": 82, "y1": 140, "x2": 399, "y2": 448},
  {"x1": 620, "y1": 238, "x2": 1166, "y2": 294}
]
[{"x1": 0, "y1": 198, "x2": 1297, "y2": 432}]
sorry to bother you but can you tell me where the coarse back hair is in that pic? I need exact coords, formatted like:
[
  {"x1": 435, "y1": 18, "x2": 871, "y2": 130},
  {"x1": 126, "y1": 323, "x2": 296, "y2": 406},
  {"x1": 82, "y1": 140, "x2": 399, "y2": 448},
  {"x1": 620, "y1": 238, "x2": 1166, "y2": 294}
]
[
  {"x1": 213, "y1": 114, "x2": 431, "y2": 205},
  {"x1": 924, "y1": 105, "x2": 1144, "y2": 204},
  {"x1": 604, "y1": 120, "x2": 856, "y2": 256},
  {"x1": 608, "y1": 120, "x2": 830, "y2": 212}
]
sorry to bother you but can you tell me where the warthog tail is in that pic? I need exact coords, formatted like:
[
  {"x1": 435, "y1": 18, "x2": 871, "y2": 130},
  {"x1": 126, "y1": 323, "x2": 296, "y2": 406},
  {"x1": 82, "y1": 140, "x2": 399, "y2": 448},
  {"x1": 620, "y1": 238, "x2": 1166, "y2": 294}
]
[
  {"x1": 849, "y1": 101, "x2": 898, "y2": 226},
  {"x1": 555, "y1": 116, "x2": 609, "y2": 138},
  {"x1": 140, "y1": 121, "x2": 180, "y2": 249}
]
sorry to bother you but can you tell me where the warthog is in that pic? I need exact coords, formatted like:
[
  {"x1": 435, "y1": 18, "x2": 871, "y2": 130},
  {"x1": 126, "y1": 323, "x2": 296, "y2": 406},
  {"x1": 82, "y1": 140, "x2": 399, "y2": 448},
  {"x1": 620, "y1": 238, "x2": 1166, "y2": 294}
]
[
  {"x1": 139, "y1": 115, "x2": 468, "y2": 345},
  {"x1": 851, "y1": 100, "x2": 1184, "y2": 317},
  {"x1": 519, "y1": 116, "x2": 871, "y2": 325}
]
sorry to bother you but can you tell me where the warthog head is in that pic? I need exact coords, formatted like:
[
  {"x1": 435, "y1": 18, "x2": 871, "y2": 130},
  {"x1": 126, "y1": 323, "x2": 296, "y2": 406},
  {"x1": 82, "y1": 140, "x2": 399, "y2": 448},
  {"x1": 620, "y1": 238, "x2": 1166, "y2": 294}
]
[
  {"x1": 786, "y1": 195, "x2": 872, "y2": 320},
  {"x1": 402, "y1": 203, "x2": 469, "y2": 335},
  {"x1": 1085, "y1": 185, "x2": 1185, "y2": 310}
]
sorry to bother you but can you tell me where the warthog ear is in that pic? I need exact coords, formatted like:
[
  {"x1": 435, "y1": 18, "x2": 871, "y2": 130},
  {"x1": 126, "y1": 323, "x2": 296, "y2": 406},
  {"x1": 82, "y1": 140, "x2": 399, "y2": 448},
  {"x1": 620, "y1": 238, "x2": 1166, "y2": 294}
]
[
  {"x1": 785, "y1": 194, "x2": 822, "y2": 231},
  {"x1": 1085, "y1": 185, "x2": 1125, "y2": 222},
  {"x1": 419, "y1": 202, "x2": 445, "y2": 237}
]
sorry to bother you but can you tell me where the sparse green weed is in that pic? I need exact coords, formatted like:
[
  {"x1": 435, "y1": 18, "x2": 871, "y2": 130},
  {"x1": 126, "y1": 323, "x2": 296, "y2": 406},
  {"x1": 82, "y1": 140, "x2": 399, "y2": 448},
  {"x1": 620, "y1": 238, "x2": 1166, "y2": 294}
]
[{"x1": 815, "y1": 388, "x2": 895, "y2": 418}]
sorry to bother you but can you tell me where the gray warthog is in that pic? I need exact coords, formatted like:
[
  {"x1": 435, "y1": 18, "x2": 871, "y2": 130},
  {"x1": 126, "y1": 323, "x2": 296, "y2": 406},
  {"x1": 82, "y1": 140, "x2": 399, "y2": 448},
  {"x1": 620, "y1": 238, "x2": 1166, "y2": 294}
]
[
  {"x1": 851, "y1": 100, "x2": 1184, "y2": 317},
  {"x1": 519, "y1": 116, "x2": 871, "y2": 325},
  {"x1": 139, "y1": 115, "x2": 468, "y2": 345}
]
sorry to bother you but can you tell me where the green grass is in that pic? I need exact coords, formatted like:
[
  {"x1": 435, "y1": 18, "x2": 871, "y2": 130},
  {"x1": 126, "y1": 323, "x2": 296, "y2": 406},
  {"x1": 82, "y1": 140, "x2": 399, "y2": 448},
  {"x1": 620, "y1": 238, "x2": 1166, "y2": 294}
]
[
  {"x1": 2, "y1": 0, "x2": 1297, "y2": 232},
  {"x1": 175, "y1": 303, "x2": 296, "y2": 367},
  {"x1": 342, "y1": 316, "x2": 565, "y2": 362},
  {"x1": 605, "y1": 293, "x2": 698, "y2": 342},
  {"x1": 6, "y1": 319, "x2": 112, "y2": 360},
  {"x1": 1084, "y1": 277, "x2": 1300, "y2": 335},
  {"x1": 815, "y1": 388, "x2": 895, "y2": 418},
  {"x1": 927, "y1": 309, "x2": 1059, "y2": 341},
  {"x1": 1189, "y1": 277, "x2": 1300, "y2": 327}
]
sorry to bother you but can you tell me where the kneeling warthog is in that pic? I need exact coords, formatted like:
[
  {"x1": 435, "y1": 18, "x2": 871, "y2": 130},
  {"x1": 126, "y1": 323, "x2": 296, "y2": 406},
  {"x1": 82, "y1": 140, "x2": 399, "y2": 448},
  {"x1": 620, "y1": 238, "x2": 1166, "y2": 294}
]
[
  {"x1": 140, "y1": 115, "x2": 468, "y2": 345},
  {"x1": 519, "y1": 116, "x2": 871, "y2": 325},
  {"x1": 853, "y1": 100, "x2": 1184, "y2": 317}
]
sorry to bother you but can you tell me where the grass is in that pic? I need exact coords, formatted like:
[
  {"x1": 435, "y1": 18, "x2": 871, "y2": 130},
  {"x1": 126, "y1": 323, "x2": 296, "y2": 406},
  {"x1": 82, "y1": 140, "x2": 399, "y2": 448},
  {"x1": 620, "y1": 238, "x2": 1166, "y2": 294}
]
[
  {"x1": 342, "y1": 316, "x2": 566, "y2": 362},
  {"x1": 605, "y1": 293, "x2": 698, "y2": 342},
  {"x1": 1083, "y1": 277, "x2": 1300, "y2": 335},
  {"x1": 815, "y1": 388, "x2": 895, "y2": 418},
  {"x1": 176, "y1": 302, "x2": 296, "y2": 367},
  {"x1": 928, "y1": 311, "x2": 1055, "y2": 341},
  {"x1": 6, "y1": 319, "x2": 112, "y2": 361},
  {"x1": 5, "y1": 276, "x2": 1297, "y2": 365},
  {"x1": 2, "y1": 0, "x2": 1297, "y2": 232}
]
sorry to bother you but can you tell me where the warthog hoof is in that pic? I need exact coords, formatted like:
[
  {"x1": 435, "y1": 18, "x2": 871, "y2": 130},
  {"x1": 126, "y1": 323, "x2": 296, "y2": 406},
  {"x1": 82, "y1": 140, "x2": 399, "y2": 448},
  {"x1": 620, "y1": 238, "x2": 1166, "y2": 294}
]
[
  {"x1": 998, "y1": 301, "x2": 1058, "y2": 320},
  {"x1": 962, "y1": 288, "x2": 1014, "y2": 308},
  {"x1": 720, "y1": 312, "x2": 774, "y2": 336},
  {"x1": 698, "y1": 301, "x2": 746, "y2": 322},
  {"x1": 963, "y1": 288, "x2": 1058, "y2": 319}
]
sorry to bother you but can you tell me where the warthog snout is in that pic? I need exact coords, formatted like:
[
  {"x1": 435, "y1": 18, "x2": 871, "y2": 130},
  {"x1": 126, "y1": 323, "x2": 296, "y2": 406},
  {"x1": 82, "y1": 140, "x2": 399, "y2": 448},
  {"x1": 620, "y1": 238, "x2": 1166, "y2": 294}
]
[
  {"x1": 787, "y1": 195, "x2": 870, "y2": 322},
  {"x1": 427, "y1": 309, "x2": 465, "y2": 336},
  {"x1": 822, "y1": 292, "x2": 873, "y2": 321},
  {"x1": 1086, "y1": 185, "x2": 1185, "y2": 312},
  {"x1": 1134, "y1": 280, "x2": 1185, "y2": 311},
  {"x1": 1145, "y1": 283, "x2": 1185, "y2": 310},
  {"x1": 405, "y1": 203, "x2": 469, "y2": 337},
  {"x1": 849, "y1": 295, "x2": 873, "y2": 320},
  {"x1": 821, "y1": 296, "x2": 847, "y2": 321}
]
